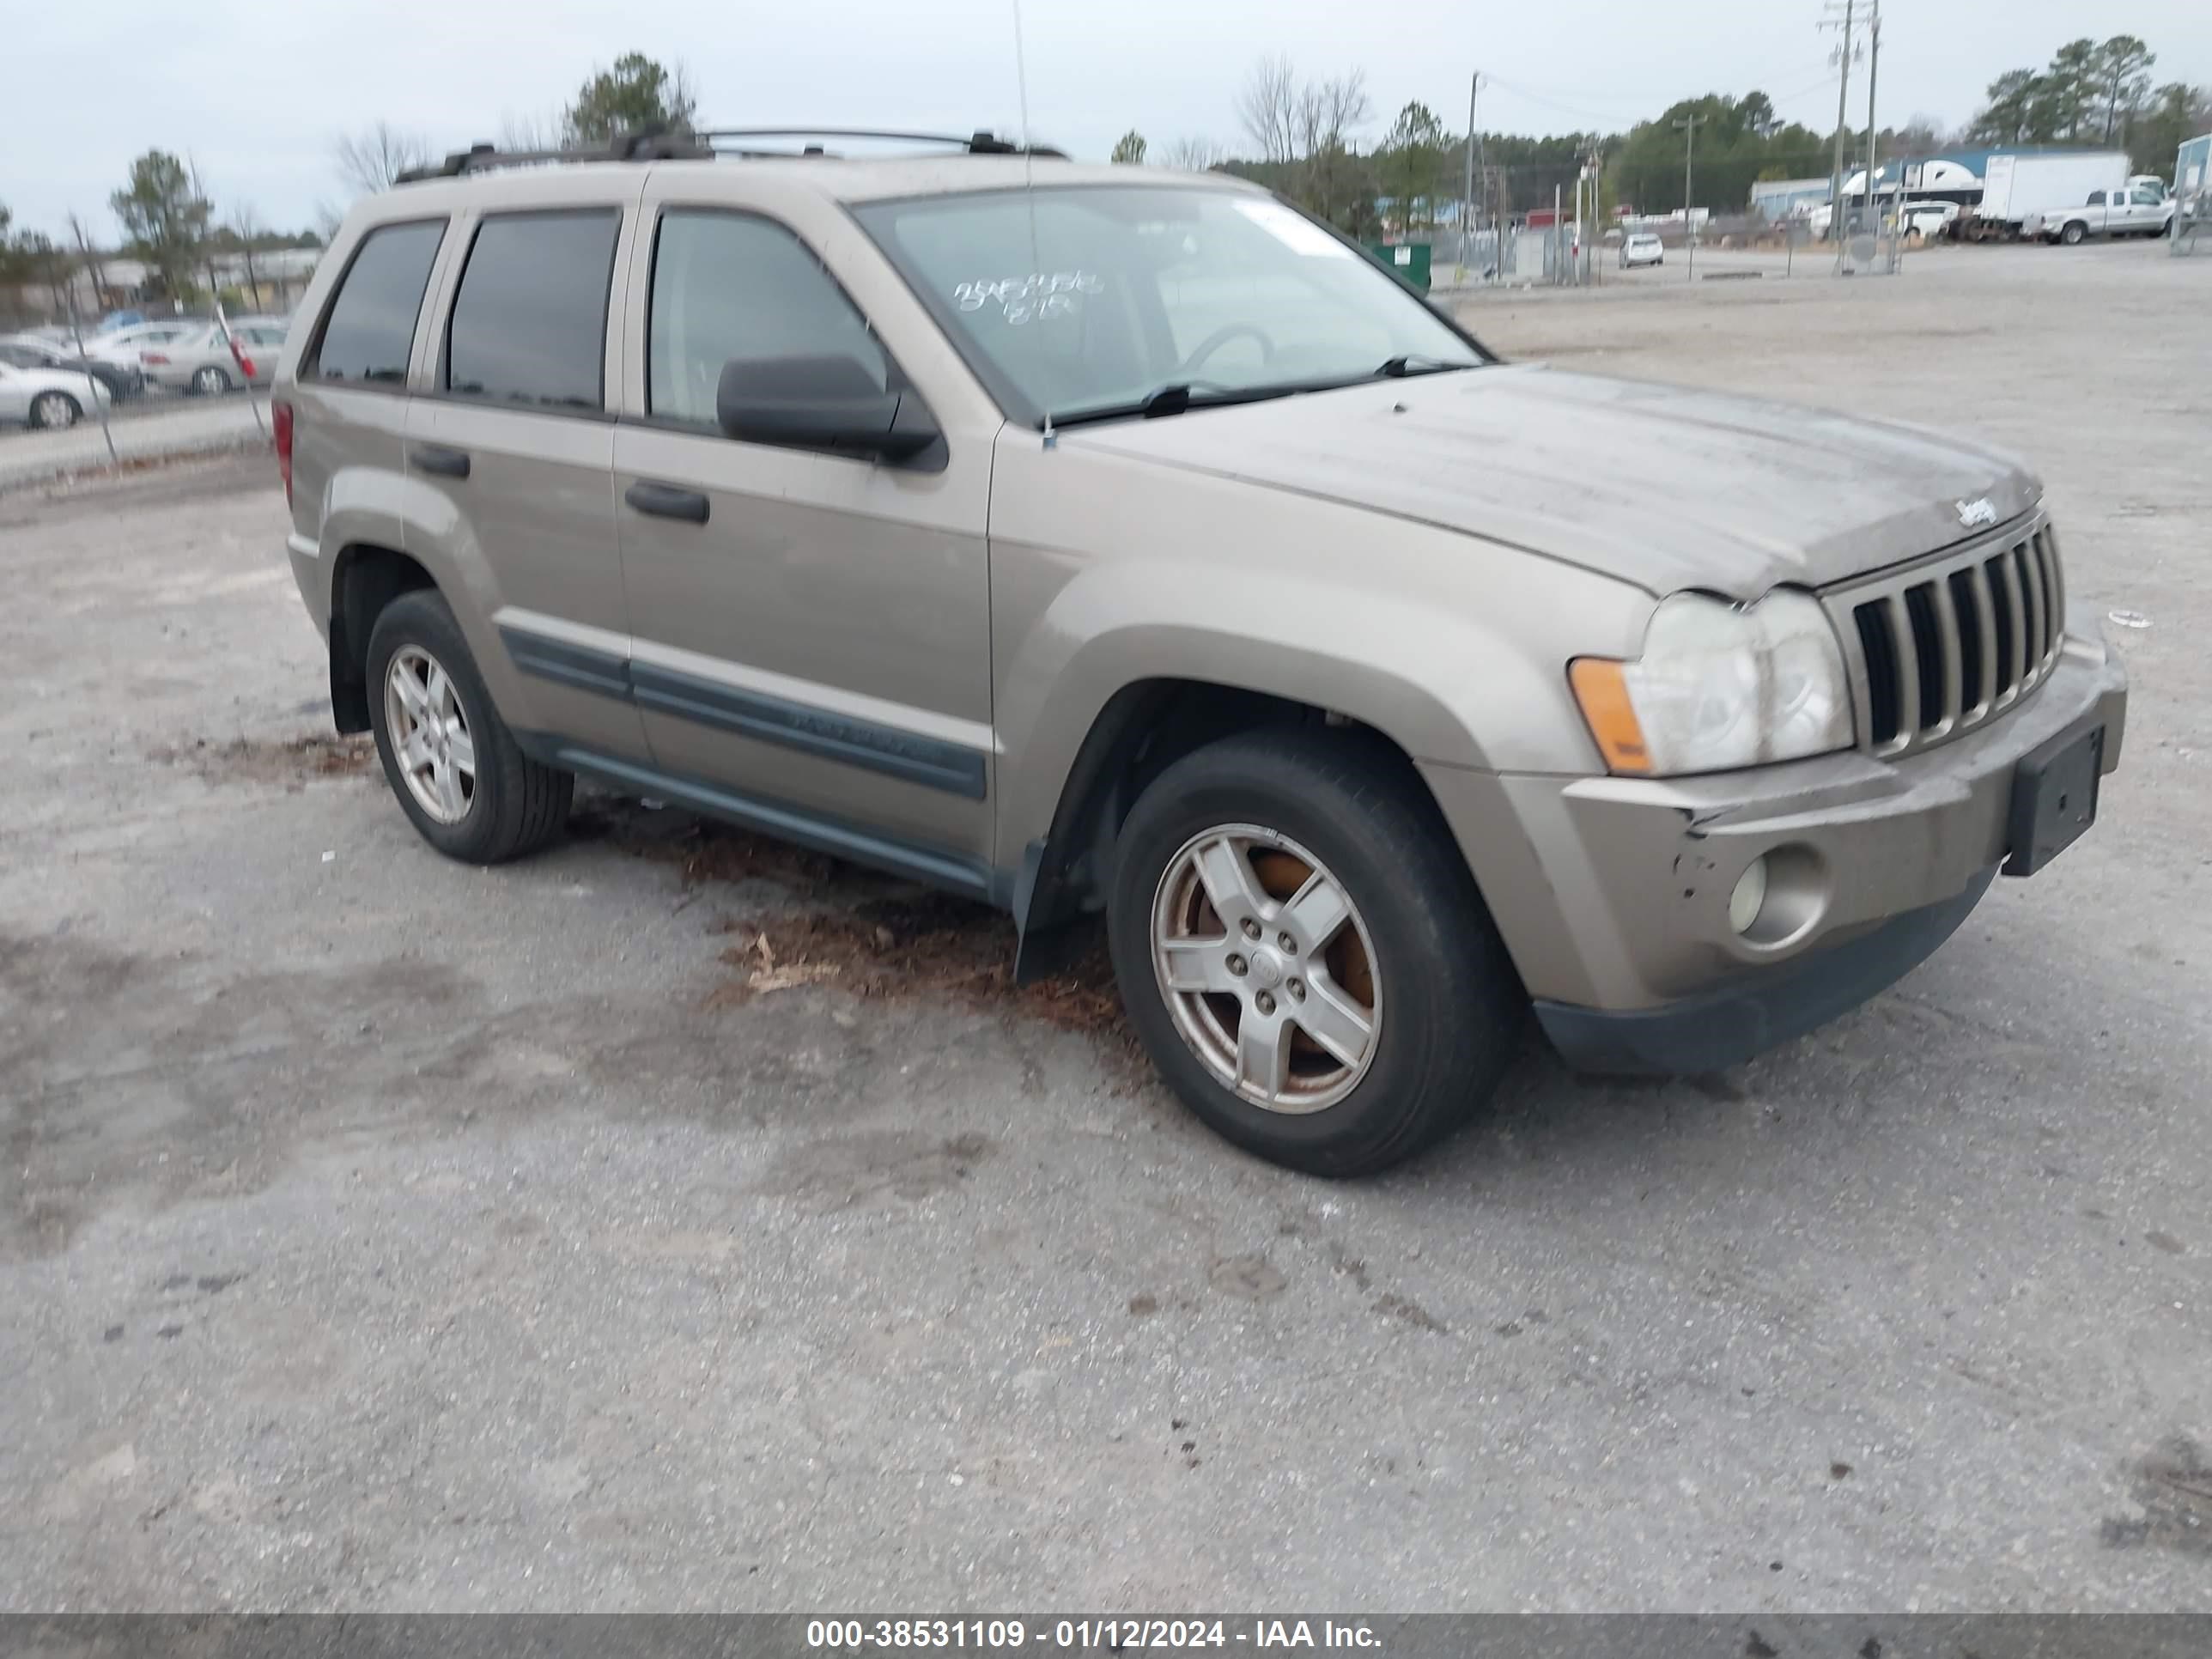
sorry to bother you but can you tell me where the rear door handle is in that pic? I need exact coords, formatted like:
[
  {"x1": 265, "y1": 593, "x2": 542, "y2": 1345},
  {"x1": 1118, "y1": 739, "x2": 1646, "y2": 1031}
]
[
  {"x1": 624, "y1": 481, "x2": 710, "y2": 525},
  {"x1": 411, "y1": 445, "x2": 471, "y2": 479}
]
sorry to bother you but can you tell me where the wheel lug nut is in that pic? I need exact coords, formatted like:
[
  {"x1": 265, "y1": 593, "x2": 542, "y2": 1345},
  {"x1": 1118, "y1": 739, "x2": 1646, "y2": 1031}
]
[
  {"x1": 1241, "y1": 919, "x2": 1261, "y2": 940},
  {"x1": 1255, "y1": 991, "x2": 1276, "y2": 1016},
  {"x1": 1226, "y1": 954, "x2": 1247, "y2": 976},
  {"x1": 1288, "y1": 980, "x2": 1304, "y2": 1000},
  {"x1": 1278, "y1": 932, "x2": 1297, "y2": 953}
]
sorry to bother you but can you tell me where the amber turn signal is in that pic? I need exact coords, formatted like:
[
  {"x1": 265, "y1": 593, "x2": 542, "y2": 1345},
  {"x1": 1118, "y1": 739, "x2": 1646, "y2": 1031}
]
[{"x1": 1568, "y1": 658, "x2": 1654, "y2": 776}]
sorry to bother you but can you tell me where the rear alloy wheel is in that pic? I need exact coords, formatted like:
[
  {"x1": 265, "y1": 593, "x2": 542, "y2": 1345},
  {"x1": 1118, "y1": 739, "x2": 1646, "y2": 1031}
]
[
  {"x1": 384, "y1": 645, "x2": 477, "y2": 826},
  {"x1": 192, "y1": 365, "x2": 233, "y2": 395},
  {"x1": 29, "y1": 392, "x2": 82, "y2": 429},
  {"x1": 1108, "y1": 728, "x2": 1522, "y2": 1176},
  {"x1": 366, "y1": 589, "x2": 573, "y2": 864}
]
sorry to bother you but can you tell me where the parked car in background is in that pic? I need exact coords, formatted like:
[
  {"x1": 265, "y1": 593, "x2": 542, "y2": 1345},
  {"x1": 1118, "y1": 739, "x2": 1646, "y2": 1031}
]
[
  {"x1": 142, "y1": 319, "x2": 286, "y2": 394},
  {"x1": 0, "y1": 334, "x2": 143, "y2": 401},
  {"x1": 2036, "y1": 185, "x2": 2174, "y2": 244},
  {"x1": 85, "y1": 319, "x2": 210, "y2": 368},
  {"x1": 1620, "y1": 232, "x2": 1664, "y2": 268},
  {"x1": 0, "y1": 356, "x2": 113, "y2": 428},
  {"x1": 1898, "y1": 201, "x2": 1960, "y2": 240},
  {"x1": 94, "y1": 308, "x2": 148, "y2": 333}
]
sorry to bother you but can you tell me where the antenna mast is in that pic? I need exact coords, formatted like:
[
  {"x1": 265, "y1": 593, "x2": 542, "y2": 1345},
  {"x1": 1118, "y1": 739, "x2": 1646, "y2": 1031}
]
[{"x1": 1011, "y1": 0, "x2": 1054, "y2": 444}]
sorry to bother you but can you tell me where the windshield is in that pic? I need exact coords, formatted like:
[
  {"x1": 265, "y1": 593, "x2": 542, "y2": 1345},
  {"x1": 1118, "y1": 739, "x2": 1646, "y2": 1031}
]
[{"x1": 853, "y1": 185, "x2": 1485, "y2": 427}]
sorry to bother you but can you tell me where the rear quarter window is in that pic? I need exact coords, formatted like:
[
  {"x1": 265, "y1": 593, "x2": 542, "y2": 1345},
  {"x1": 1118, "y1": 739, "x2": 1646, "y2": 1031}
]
[{"x1": 311, "y1": 219, "x2": 447, "y2": 386}]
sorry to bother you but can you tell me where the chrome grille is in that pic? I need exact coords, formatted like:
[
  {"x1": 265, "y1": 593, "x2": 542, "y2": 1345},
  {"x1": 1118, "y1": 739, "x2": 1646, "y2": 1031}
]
[{"x1": 1833, "y1": 521, "x2": 2065, "y2": 759}]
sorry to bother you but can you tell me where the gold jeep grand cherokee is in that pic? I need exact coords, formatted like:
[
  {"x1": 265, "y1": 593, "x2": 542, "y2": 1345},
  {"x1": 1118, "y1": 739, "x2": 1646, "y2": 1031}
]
[{"x1": 270, "y1": 127, "x2": 2127, "y2": 1174}]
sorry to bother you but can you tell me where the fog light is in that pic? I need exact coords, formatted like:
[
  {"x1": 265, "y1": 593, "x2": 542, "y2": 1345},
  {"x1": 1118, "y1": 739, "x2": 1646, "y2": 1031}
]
[{"x1": 1729, "y1": 857, "x2": 1770, "y2": 935}]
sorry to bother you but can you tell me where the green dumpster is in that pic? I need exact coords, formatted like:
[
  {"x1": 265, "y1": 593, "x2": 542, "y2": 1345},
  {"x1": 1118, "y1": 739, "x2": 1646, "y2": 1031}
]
[{"x1": 1364, "y1": 240, "x2": 1432, "y2": 291}]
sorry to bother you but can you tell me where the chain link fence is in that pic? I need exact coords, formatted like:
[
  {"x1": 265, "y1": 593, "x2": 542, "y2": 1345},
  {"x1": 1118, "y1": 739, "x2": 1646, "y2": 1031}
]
[{"x1": 3, "y1": 241, "x2": 311, "y2": 462}]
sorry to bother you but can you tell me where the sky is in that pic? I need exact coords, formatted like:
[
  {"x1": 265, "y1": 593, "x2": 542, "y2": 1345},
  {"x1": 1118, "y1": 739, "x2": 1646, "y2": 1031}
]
[{"x1": 9, "y1": 0, "x2": 2209, "y2": 240}]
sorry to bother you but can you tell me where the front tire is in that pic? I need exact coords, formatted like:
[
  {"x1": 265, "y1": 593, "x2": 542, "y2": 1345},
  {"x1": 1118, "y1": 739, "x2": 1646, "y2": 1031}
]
[
  {"x1": 1106, "y1": 728, "x2": 1522, "y2": 1176},
  {"x1": 2061, "y1": 221, "x2": 2087, "y2": 246},
  {"x1": 29, "y1": 392, "x2": 82, "y2": 429},
  {"x1": 191, "y1": 365, "x2": 233, "y2": 396},
  {"x1": 365, "y1": 590, "x2": 572, "y2": 864}
]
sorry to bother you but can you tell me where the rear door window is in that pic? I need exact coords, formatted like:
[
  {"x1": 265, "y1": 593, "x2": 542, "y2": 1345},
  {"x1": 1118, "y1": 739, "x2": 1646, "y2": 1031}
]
[
  {"x1": 444, "y1": 210, "x2": 621, "y2": 412},
  {"x1": 313, "y1": 219, "x2": 446, "y2": 385}
]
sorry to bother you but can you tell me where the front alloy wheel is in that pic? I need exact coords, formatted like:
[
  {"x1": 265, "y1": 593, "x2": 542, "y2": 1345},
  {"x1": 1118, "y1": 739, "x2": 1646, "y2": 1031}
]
[
  {"x1": 1152, "y1": 824, "x2": 1380, "y2": 1113},
  {"x1": 1107, "y1": 727, "x2": 1522, "y2": 1176}
]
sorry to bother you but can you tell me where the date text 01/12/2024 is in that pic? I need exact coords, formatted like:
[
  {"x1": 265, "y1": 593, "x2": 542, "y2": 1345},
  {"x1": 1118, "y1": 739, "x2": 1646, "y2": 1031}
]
[{"x1": 804, "y1": 1619, "x2": 1383, "y2": 1649}]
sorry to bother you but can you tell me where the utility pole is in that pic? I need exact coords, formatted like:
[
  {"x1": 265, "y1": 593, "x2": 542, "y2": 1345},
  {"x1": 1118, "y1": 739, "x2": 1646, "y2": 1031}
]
[
  {"x1": 1820, "y1": 0, "x2": 1856, "y2": 258},
  {"x1": 1864, "y1": 7, "x2": 1883, "y2": 258},
  {"x1": 1459, "y1": 72, "x2": 1481, "y2": 283},
  {"x1": 1674, "y1": 112, "x2": 1705, "y2": 280}
]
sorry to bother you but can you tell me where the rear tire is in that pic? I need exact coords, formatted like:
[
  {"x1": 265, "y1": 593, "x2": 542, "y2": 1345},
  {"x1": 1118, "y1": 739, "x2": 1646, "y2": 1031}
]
[
  {"x1": 365, "y1": 590, "x2": 572, "y2": 864},
  {"x1": 29, "y1": 392, "x2": 82, "y2": 429},
  {"x1": 1106, "y1": 727, "x2": 1522, "y2": 1176}
]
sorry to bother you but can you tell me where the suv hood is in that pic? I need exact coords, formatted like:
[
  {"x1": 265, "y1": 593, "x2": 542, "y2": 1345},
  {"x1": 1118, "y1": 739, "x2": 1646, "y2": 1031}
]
[{"x1": 1061, "y1": 364, "x2": 2039, "y2": 599}]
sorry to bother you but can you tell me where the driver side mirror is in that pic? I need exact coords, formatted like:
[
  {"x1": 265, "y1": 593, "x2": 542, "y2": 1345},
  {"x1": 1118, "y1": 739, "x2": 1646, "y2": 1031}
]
[{"x1": 716, "y1": 354, "x2": 941, "y2": 464}]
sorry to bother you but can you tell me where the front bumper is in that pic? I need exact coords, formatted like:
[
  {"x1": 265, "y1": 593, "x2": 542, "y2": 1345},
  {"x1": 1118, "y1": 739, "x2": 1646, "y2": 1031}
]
[
  {"x1": 1422, "y1": 607, "x2": 2127, "y2": 1071},
  {"x1": 1534, "y1": 865, "x2": 1996, "y2": 1073}
]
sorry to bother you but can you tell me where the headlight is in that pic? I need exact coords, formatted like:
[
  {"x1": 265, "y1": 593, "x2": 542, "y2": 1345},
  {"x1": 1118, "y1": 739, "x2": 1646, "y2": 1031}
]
[{"x1": 1569, "y1": 589, "x2": 1854, "y2": 776}]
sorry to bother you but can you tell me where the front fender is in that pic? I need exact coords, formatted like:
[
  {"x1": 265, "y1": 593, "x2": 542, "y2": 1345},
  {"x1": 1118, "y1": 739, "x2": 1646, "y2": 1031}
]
[{"x1": 993, "y1": 552, "x2": 1644, "y2": 860}]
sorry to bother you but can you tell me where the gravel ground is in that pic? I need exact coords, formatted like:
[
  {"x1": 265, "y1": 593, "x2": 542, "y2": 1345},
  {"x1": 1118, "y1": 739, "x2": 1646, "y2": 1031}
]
[{"x1": 2, "y1": 240, "x2": 2207, "y2": 1613}]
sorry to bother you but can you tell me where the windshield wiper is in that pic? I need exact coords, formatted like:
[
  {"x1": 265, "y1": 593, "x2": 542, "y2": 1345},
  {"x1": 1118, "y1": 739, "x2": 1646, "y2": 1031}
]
[
  {"x1": 1376, "y1": 353, "x2": 1474, "y2": 379},
  {"x1": 1048, "y1": 380, "x2": 1313, "y2": 429}
]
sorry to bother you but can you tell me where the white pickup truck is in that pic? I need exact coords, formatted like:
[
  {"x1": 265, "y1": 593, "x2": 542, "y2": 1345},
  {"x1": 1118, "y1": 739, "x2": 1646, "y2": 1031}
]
[{"x1": 2037, "y1": 182, "x2": 2174, "y2": 244}]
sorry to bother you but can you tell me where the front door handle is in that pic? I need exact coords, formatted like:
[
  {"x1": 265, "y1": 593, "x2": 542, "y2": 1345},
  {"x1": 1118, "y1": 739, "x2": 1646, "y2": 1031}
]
[
  {"x1": 625, "y1": 481, "x2": 710, "y2": 525},
  {"x1": 411, "y1": 445, "x2": 471, "y2": 479}
]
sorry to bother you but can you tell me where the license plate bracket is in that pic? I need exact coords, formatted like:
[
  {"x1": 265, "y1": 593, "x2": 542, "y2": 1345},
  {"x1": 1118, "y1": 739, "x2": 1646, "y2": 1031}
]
[{"x1": 2003, "y1": 725, "x2": 2104, "y2": 877}]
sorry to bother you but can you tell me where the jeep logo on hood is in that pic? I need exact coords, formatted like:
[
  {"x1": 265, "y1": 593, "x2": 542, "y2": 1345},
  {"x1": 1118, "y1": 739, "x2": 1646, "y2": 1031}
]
[{"x1": 1955, "y1": 497, "x2": 1998, "y2": 528}]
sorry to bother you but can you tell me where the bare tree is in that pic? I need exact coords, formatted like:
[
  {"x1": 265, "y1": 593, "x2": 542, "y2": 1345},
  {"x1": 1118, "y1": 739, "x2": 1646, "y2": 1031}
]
[
  {"x1": 229, "y1": 203, "x2": 266, "y2": 307},
  {"x1": 1292, "y1": 70, "x2": 1371, "y2": 224},
  {"x1": 333, "y1": 122, "x2": 431, "y2": 196},
  {"x1": 1293, "y1": 70, "x2": 1371, "y2": 158},
  {"x1": 65, "y1": 215, "x2": 110, "y2": 309},
  {"x1": 1161, "y1": 136, "x2": 1225, "y2": 172},
  {"x1": 1236, "y1": 54, "x2": 1301, "y2": 163}
]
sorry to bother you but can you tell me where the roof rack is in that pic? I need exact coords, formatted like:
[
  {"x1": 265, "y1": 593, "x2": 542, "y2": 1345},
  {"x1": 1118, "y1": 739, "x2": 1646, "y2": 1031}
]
[
  {"x1": 393, "y1": 125, "x2": 1062, "y2": 185},
  {"x1": 395, "y1": 125, "x2": 710, "y2": 183}
]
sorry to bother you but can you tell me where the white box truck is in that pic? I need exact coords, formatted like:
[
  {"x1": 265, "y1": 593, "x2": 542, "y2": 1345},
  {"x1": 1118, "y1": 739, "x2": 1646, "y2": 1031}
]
[{"x1": 1967, "y1": 151, "x2": 2130, "y2": 240}]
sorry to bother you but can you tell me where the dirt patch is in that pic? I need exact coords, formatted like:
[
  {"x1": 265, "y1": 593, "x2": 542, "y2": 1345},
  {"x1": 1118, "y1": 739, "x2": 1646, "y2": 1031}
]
[
  {"x1": 2101, "y1": 1434, "x2": 2212, "y2": 1557},
  {"x1": 571, "y1": 797, "x2": 1144, "y2": 1070},
  {"x1": 1376, "y1": 1292, "x2": 1449, "y2": 1334},
  {"x1": 709, "y1": 890, "x2": 1135, "y2": 1055},
  {"x1": 568, "y1": 796, "x2": 844, "y2": 893},
  {"x1": 152, "y1": 732, "x2": 374, "y2": 787}
]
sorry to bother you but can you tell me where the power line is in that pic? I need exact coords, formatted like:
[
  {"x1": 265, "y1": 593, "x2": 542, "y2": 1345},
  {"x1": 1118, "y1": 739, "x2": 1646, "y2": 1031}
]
[{"x1": 1480, "y1": 60, "x2": 1839, "y2": 131}]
